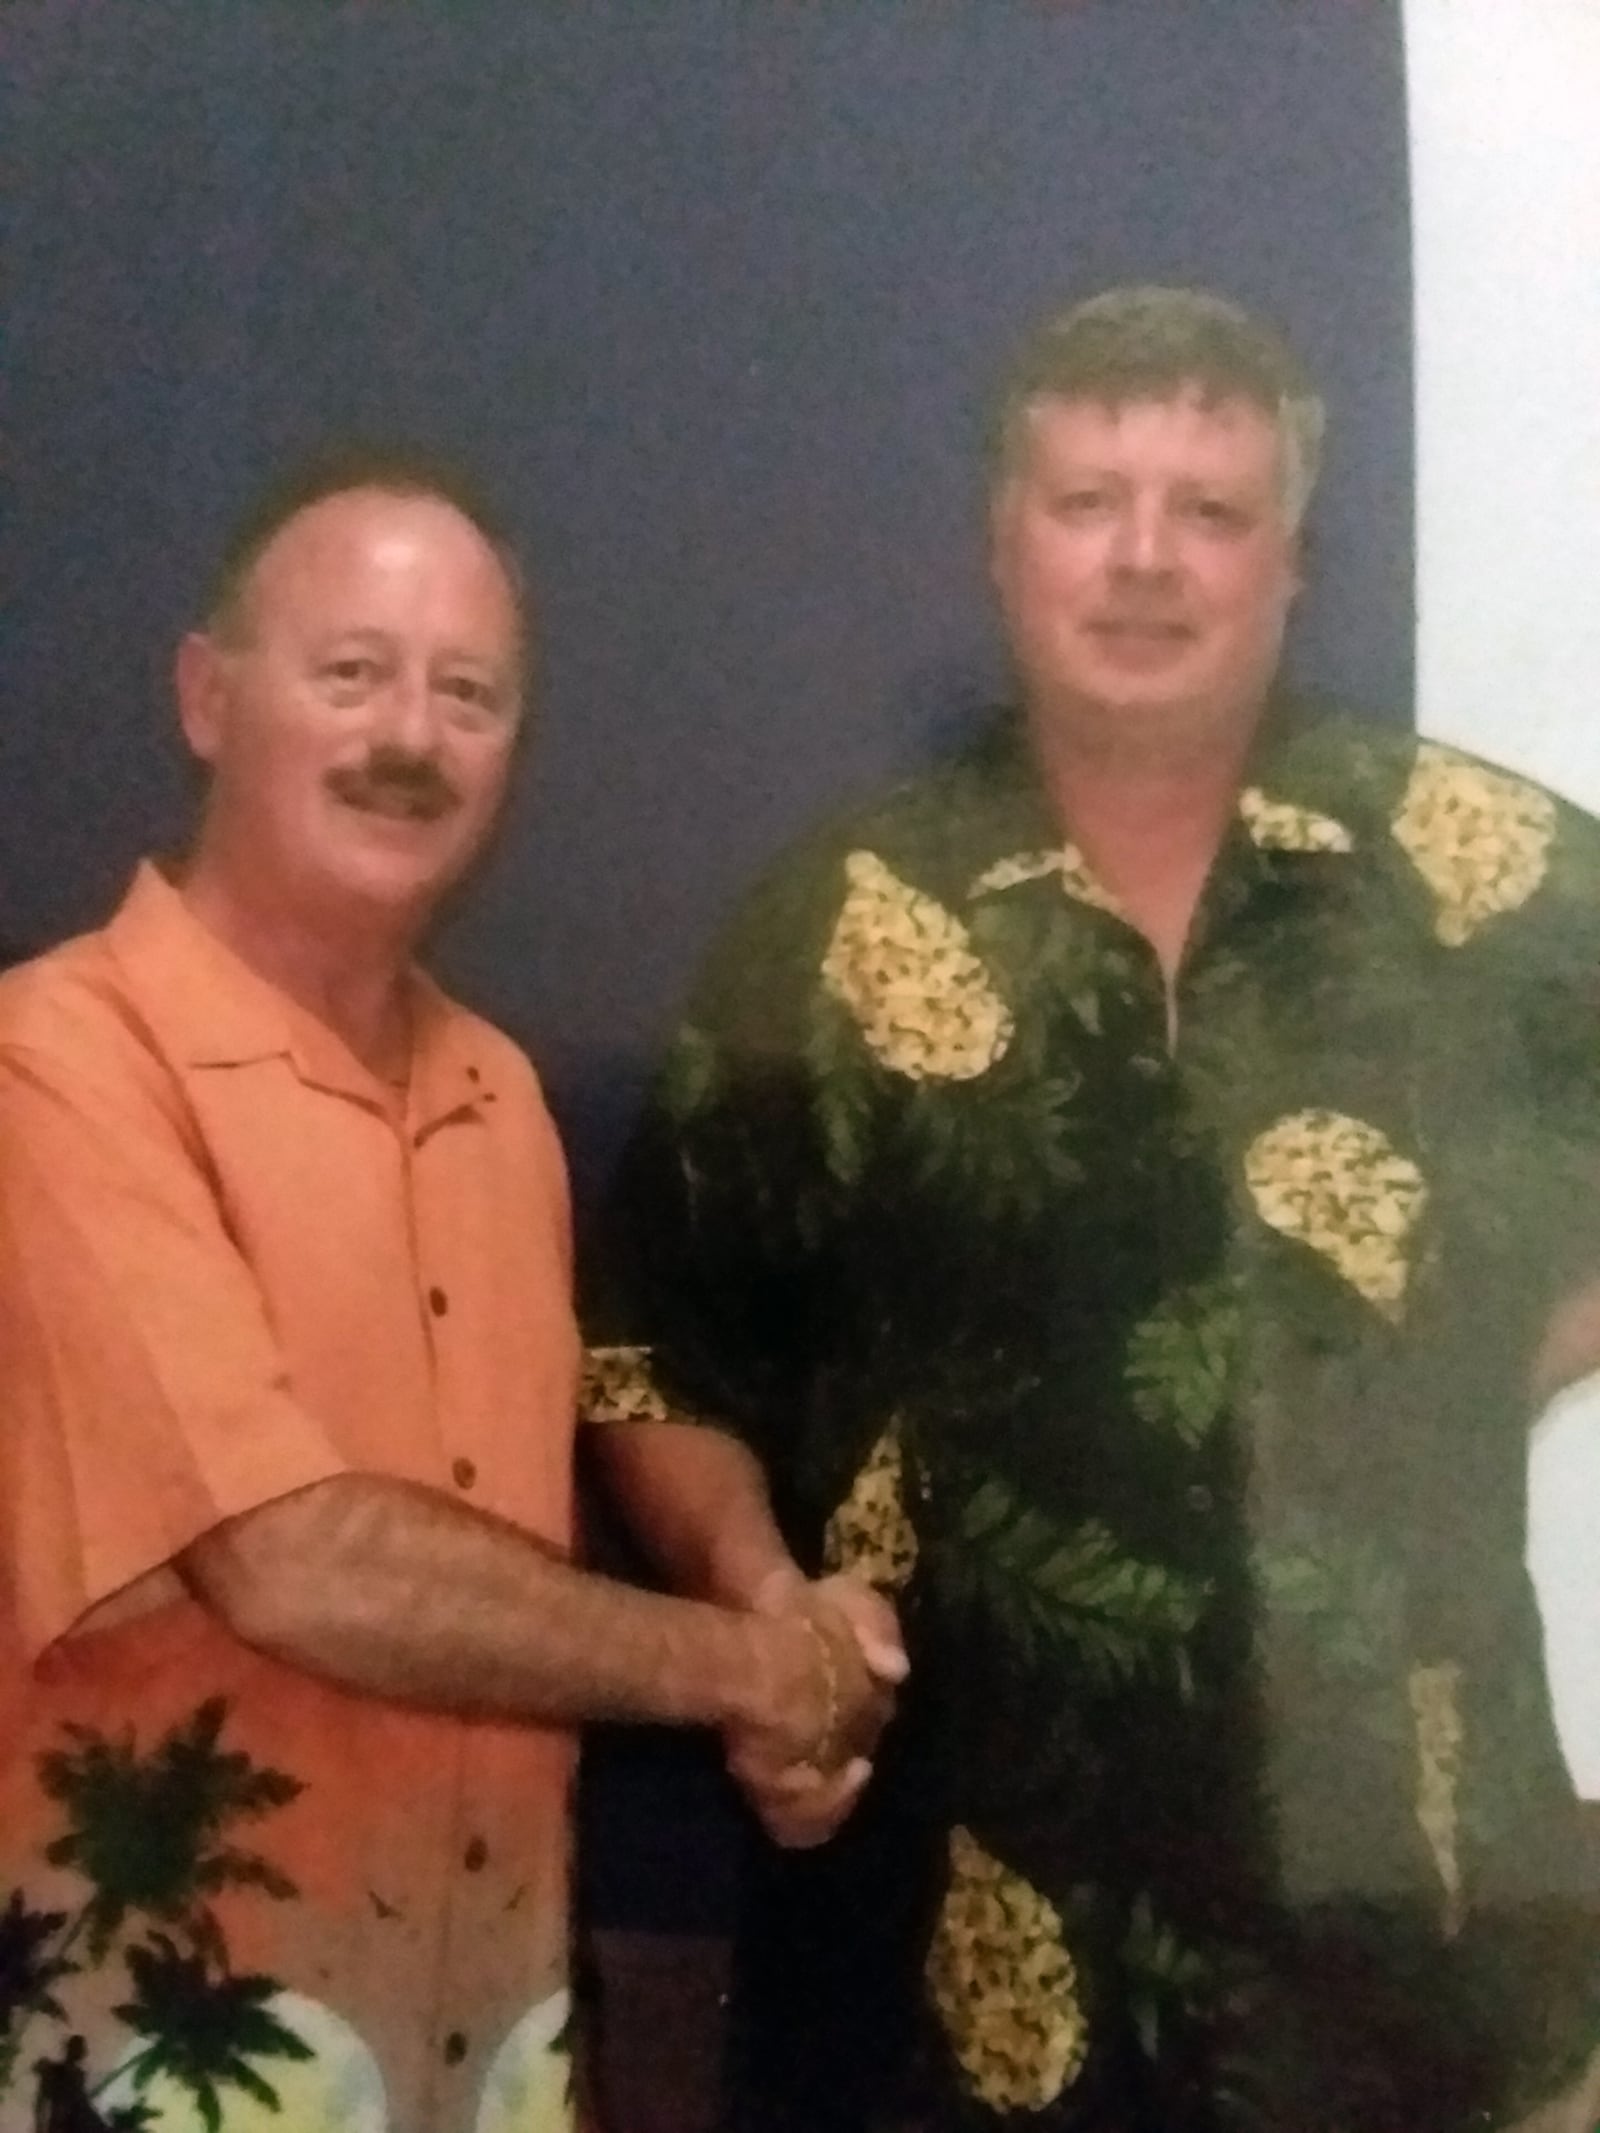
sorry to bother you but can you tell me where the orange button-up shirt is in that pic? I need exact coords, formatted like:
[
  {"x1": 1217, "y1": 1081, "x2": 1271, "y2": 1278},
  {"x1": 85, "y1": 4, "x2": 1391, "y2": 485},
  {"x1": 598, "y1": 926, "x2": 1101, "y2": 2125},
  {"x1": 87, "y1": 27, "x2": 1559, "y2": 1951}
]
[{"x1": 0, "y1": 866, "x2": 581, "y2": 2133}]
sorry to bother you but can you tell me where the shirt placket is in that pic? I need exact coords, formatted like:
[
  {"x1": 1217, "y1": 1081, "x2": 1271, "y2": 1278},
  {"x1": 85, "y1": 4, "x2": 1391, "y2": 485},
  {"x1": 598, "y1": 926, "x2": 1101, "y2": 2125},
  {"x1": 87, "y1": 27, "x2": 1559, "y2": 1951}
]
[{"x1": 403, "y1": 1070, "x2": 570, "y2": 2128}]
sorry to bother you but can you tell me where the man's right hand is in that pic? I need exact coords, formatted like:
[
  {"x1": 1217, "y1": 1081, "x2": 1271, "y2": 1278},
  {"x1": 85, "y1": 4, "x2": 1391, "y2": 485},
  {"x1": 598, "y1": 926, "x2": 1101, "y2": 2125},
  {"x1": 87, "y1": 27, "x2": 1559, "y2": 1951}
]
[{"x1": 726, "y1": 1574, "x2": 907, "y2": 1847}]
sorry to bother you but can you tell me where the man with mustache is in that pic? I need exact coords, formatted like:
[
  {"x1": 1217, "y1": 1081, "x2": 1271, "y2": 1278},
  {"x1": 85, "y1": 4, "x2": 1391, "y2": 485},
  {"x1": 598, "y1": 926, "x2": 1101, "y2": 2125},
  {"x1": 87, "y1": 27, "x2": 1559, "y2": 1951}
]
[
  {"x1": 0, "y1": 449, "x2": 899, "y2": 2133},
  {"x1": 588, "y1": 287, "x2": 1600, "y2": 2130},
  {"x1": 324, "y1": 744, "x2": 462, "y2": 822}
]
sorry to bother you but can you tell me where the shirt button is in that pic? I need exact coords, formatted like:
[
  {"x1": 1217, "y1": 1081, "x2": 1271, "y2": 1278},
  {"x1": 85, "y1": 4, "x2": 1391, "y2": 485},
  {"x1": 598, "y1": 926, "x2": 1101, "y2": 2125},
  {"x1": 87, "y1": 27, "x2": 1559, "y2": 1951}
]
[
  {"x1": 443, "y1": 2030, "x2": 468, "y2": 2066},
  {"x1": 466, "y1": 1065, "x2": 481, "y2": 1083},
  {"x1": 428, "y1": 1286, "x2": 449, "y2": 1317},
  {"x1": 452, "y1": 1457, "x2": 477, "y2": 1491},
  {"x1": 1186, "y1": 1484, "x2": 1215, "y2": 1514},
  {"x1": 463, "y1": 1835, "x2": 488, "y2": 1872}
]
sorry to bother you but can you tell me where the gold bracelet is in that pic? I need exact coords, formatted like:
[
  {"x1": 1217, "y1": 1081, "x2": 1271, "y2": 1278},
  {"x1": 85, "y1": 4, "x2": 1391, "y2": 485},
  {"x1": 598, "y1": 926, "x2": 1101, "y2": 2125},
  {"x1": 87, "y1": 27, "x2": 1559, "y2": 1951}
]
[{"x1": 797, "y1": 1613, "x2": 840, "y2": 1773}]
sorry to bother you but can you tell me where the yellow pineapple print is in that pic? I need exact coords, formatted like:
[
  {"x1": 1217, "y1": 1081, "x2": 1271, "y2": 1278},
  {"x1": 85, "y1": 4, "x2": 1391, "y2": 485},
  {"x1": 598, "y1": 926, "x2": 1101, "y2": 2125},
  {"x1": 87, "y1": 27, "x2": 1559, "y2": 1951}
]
[
  {"x1": 971, "y1": 845, "x2": 1124, "y2": 916},
  {"x1": 580, "y1": 1344, "x2": 669, "y2": 1425},
  {"x1": 821, "y1": 851, "x2": 1013, "y2": 1081},
  {"x1": 1244, "y1": 1109, "x2": 1428, "y2": 1321},
  {"x1": 1410, "y1": 1660, "x2": 1466, "y2": 1938},
  {"x1": 1238, "y1": 788, "x2": 1354, "y2": 853},
  {"x1": 1391, "y1": 744, "x2": 1556, "y2": 946},
  {"x1": 925, "y1": 1826, "x2": 1089, "y2": 2112},
  {"x1": 822, "y1": 1423, "x2": 918, "y2": 1590}
]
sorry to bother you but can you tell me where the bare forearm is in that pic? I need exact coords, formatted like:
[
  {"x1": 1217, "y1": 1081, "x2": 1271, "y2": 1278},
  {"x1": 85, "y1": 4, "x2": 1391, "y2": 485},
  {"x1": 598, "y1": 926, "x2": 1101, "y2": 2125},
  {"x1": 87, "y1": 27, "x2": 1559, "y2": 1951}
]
[
  {"x1": 180, "y1": 1472, "x2": 817, "y2": 1743},
  {"x1": 593, "y1": 1417, "x2": 799, "y2": 1605},
  {"x1": 590, "y1": 1422, "x2": 912, "y2": 1847},
  {"x1": 1532, "y1": 1272, "x2": 1600, "y2": 1407}
]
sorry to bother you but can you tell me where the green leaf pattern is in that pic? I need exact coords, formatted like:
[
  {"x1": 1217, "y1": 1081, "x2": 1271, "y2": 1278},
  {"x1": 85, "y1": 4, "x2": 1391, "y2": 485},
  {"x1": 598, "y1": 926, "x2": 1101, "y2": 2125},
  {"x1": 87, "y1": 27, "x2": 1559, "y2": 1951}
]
[
  {"x1": 601, "y1": 712, "x2": 1600, "y2": 2125},
  {"x1": 2, "y1": 1701, "x2": 308, "y2": 2129}
]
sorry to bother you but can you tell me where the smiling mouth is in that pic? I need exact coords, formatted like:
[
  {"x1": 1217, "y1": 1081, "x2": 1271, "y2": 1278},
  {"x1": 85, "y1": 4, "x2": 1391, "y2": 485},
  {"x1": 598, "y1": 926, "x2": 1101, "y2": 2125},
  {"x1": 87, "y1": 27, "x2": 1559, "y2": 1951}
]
[
  {"x1": 339, "y1": 787, "x2": 453, "y2": 823},
  {"x1": 1090, "y1": 616, "x2": 1193, "y2": 640},
  {"x1": 1085, "y1": 618, "x2": 1199, "y2": 666}
]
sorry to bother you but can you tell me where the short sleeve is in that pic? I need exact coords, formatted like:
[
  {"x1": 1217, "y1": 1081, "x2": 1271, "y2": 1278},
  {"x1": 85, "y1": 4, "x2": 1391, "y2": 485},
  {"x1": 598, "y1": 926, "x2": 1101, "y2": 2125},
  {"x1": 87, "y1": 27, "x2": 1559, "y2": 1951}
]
[
  {"x1": 582, "y1": 832, "x2": 855, "y2": 1471},
  {"x1": 0, "y1": 1034, "x2": 348, "y2": 1662}
]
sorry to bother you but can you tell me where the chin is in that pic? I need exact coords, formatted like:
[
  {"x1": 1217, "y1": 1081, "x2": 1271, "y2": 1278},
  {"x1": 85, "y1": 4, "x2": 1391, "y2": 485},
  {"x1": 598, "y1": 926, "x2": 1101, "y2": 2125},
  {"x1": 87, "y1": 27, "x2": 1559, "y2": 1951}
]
[
  {"x1": 1064, "y1": 685, "x2": 1199, "y2": 730},
  {"x1": 316, "y1": 851, "x2": 452, "y2": 921},
  {"x1": 1084, "y1": 651, "x2": 1208, "y2": 703}
]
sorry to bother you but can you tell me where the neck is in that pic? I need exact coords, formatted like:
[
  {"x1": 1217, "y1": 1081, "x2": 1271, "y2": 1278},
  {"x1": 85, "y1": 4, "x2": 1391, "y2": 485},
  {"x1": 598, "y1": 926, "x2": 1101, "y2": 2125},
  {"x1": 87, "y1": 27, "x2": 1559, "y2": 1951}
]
[
  {"x1": 1027, "y1": 702, "x2": 1257, "y2": 982},
  {"x1": 178, "y1": 857, "x2": 418, "y2": 1081}
]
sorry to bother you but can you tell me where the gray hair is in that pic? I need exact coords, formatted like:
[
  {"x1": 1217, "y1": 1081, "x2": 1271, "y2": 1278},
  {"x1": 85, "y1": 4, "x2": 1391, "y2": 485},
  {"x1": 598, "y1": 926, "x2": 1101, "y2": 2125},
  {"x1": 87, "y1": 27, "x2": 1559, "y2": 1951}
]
[{"x1": 991, "y1": 285, "x2": 1326, "y2": 528}]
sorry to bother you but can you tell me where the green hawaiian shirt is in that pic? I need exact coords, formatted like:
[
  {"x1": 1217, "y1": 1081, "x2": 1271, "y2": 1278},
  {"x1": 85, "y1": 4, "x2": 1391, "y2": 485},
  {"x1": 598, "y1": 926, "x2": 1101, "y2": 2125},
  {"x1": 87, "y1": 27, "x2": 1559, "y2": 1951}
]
[{"x1": 588, "y1": 710, "x2": 1600, "y2": 2133}]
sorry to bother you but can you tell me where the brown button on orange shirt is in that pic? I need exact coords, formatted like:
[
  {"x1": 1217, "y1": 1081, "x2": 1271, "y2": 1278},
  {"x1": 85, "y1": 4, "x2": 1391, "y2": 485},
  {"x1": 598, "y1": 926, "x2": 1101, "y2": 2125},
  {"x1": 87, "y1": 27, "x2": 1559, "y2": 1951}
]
[{"x1": 0, "y1": 866, "x2": 581, "y2": 2133}]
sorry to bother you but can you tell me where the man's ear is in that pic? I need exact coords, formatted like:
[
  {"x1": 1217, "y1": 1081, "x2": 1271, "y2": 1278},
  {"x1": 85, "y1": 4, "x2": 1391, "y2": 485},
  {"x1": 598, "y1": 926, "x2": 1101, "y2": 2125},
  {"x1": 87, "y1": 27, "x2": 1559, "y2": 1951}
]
[{"x1": 174, "y1": 631, "x2": 232, "y2": 766}]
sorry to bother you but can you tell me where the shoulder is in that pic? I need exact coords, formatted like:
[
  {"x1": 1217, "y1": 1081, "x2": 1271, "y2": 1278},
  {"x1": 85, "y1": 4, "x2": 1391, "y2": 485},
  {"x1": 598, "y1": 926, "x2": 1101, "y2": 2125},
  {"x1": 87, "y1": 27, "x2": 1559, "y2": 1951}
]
[
  {"x1": 0, "y1": 945, "x2": 213, "y2": 1223},
  {"x1": 1263, "y1": 713, "x2": 1600, "y2": 951},
  {"x1": 1269, "y1": 710, "x2": 1575, "y2": 821},
  {"x1": 0, "y1": 926, "x2": 173, "y2": 1099},
  {"x1": 711, "y1": 724, "x2": 1027, "y2": 963},
  {"x1": 0, "y1": 926, "x2": 114, "y2": 1037}
]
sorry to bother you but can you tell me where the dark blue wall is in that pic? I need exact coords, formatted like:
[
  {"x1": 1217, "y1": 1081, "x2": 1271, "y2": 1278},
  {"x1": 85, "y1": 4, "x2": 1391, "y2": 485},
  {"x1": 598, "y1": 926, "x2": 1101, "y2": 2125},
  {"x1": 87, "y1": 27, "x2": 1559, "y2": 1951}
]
[
  {"x1": 1, "y1": 1, "x2": 1412, "y2": 1199},
  {"x1": 2, "y1": 0, "x2": 1414, "y2": 1941}
]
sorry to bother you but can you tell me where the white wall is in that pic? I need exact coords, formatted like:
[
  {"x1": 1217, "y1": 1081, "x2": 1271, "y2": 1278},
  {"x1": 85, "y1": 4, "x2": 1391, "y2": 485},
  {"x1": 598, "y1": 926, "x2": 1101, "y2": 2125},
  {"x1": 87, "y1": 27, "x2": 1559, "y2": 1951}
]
[{"x1": 1405, "y1": 0, "x2": 1600, "y2": 1794}]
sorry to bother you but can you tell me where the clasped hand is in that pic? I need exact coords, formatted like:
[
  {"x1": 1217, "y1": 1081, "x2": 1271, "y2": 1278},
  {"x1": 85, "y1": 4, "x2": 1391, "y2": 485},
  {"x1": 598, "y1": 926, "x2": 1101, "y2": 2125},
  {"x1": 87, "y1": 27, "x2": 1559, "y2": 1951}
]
[{"x1": 726, "y1": 1569, "x2": 907, "y2": 1849}]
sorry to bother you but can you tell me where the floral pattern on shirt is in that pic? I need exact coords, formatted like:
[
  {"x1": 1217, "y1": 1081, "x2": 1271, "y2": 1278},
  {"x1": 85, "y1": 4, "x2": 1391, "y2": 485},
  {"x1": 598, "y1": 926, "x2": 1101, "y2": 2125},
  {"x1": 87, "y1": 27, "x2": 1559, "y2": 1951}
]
[
  {"x1": 579, "y1": 1343, "x2": 670, "y2": 1426},
  {"x1": 925, "y1": 1826, "x2": 1088, "y2": 2114},
  {"x1": 1409, "y1": 1660, "x2": 1466, "y2": 1941},
  {"x1": 971, "y1": 848, "x2": 1124, "y2": 916},
  {"x1": 593, "y1": 709, "x2": 1600, "y2": 2132},
  {"x1": 1243, "y1": 1108, "x2": 1428, "y2": 1321},
  {"x1": 822, "y1": 1423, "x2": 920, "y2": 1591},
  {"x1": 1390, "y1": 742, "x2": 1557, "y2": 946},
  {"x1": 1238, "y1": 787, "x2": 1355, "y2": 853},
  {"x1": 821, "y1": 852, "x2": 1013, "y2": 1081}
]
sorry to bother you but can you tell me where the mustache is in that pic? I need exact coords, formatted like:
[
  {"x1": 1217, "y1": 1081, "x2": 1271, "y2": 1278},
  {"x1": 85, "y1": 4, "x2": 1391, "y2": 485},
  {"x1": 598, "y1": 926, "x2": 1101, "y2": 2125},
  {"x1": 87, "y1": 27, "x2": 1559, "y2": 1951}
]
[{"x1": 324, "y1": 749, "x2": 460, "y2": 821}]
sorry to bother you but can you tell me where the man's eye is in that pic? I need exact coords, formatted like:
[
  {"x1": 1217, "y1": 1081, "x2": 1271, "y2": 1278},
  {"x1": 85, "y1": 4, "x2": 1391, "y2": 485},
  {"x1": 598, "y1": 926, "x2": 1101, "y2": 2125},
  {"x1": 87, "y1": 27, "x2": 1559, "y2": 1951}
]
[
  {"x1": 1188, "y1": 498, "x2": 1250, "y2": 531},
  {"x1": 325, "y1": 657, "x2": 377, "y2": 686},
  {"x1": 441, "y1": 676, "x2": 504, "y2": 715},
  {"x1": 1049, "y1": 489, "x2": 1108, "y2": 517}
]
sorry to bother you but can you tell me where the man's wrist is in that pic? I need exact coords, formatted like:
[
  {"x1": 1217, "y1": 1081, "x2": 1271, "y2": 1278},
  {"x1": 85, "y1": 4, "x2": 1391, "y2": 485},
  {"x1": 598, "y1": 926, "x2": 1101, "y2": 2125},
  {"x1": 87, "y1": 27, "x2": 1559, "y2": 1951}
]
[
  {"x1": 792, "y1": 1612, "x2": 840, "y2": 1770},
  {"x1": 724, "y1": 1608, "x2": 828, "y2": 1758}
]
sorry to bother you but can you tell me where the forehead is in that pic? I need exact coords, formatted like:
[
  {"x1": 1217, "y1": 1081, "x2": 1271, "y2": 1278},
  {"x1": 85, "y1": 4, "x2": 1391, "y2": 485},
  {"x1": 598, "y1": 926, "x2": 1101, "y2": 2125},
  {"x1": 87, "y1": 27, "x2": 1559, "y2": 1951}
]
[
  {"x1": 241, "y1": 488, "x2": 523, "y2": 646},
  {"x1": 1011, "y1": 388, "x2": 1284, "y2": 486}
]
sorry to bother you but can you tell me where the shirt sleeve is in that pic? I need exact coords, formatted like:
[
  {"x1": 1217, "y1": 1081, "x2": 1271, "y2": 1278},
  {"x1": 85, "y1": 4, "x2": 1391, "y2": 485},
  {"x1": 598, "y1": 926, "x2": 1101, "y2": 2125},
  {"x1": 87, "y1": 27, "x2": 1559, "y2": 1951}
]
[
  {"x1": 0, "y1": 1032, "x2": 349, "y2": 1663},
  {"x1": 582, "y1": 830, "x2": 858, "y2": 1482}
]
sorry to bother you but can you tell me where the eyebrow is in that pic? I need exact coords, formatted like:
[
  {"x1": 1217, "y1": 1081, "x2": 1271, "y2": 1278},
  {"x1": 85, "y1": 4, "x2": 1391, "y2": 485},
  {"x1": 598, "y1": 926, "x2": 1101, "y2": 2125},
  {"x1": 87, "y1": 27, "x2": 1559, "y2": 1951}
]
[
  {"x1": 431, "y1": 642, "x2": 506, "y2": 663},
  {"x1": 308, "y1": 627, "x2": 507, "y2": 664},
  {"x1": 309, "y1": 625, "x2": 394, "y2": 648}
]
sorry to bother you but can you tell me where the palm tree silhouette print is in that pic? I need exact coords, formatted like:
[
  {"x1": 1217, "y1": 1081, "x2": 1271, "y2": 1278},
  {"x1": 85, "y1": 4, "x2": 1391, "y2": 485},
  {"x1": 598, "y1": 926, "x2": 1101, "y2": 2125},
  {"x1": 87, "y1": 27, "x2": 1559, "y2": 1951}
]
[{"x1": 2, "y1": 1698, "x2": 309, "y2": 2129}]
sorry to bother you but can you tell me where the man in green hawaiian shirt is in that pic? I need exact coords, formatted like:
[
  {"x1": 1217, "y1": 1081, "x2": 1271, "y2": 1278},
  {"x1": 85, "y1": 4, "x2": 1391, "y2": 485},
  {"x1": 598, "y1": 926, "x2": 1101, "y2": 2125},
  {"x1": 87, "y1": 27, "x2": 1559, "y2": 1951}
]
[{"x1": 585, "y1": 287, "x2": 1600, "y2": 2132}]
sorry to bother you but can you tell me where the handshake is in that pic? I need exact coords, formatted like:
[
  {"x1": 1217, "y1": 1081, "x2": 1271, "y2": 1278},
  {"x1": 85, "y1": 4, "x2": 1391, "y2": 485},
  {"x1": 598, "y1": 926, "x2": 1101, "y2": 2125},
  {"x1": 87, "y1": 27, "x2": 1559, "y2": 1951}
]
[{"x1": 725, "y1": 1566, "x2": 908, "y2": 1849}]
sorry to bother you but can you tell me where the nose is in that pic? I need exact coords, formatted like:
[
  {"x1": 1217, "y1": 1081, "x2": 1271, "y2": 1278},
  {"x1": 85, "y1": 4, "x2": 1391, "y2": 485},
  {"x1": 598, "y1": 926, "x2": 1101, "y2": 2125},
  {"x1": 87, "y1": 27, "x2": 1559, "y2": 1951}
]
[
  {"x1": 1109, "y1": 495, "x2": 1179, "y2": 577},
  {"x1": 380, "y1": 666, "x2": 443, "y2": 755}
]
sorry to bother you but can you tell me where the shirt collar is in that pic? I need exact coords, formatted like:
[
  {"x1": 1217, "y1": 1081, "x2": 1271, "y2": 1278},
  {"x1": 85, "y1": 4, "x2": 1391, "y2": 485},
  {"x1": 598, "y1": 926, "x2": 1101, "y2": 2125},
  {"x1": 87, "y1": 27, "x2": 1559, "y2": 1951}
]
[
  {"x1": 106, "y1": 863, "x2": 495, "y2": 1130},
  {"x1": 961, "y1": 700, "x2": 1360, "y2": 913}
]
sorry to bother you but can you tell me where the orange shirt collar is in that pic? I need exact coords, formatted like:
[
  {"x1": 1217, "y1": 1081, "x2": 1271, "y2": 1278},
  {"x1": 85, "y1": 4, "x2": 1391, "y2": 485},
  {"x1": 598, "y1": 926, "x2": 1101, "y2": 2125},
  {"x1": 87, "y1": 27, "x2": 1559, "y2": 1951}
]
[{"x1": 105, "y1": 862, "x2": 494, "y2": 1129}]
